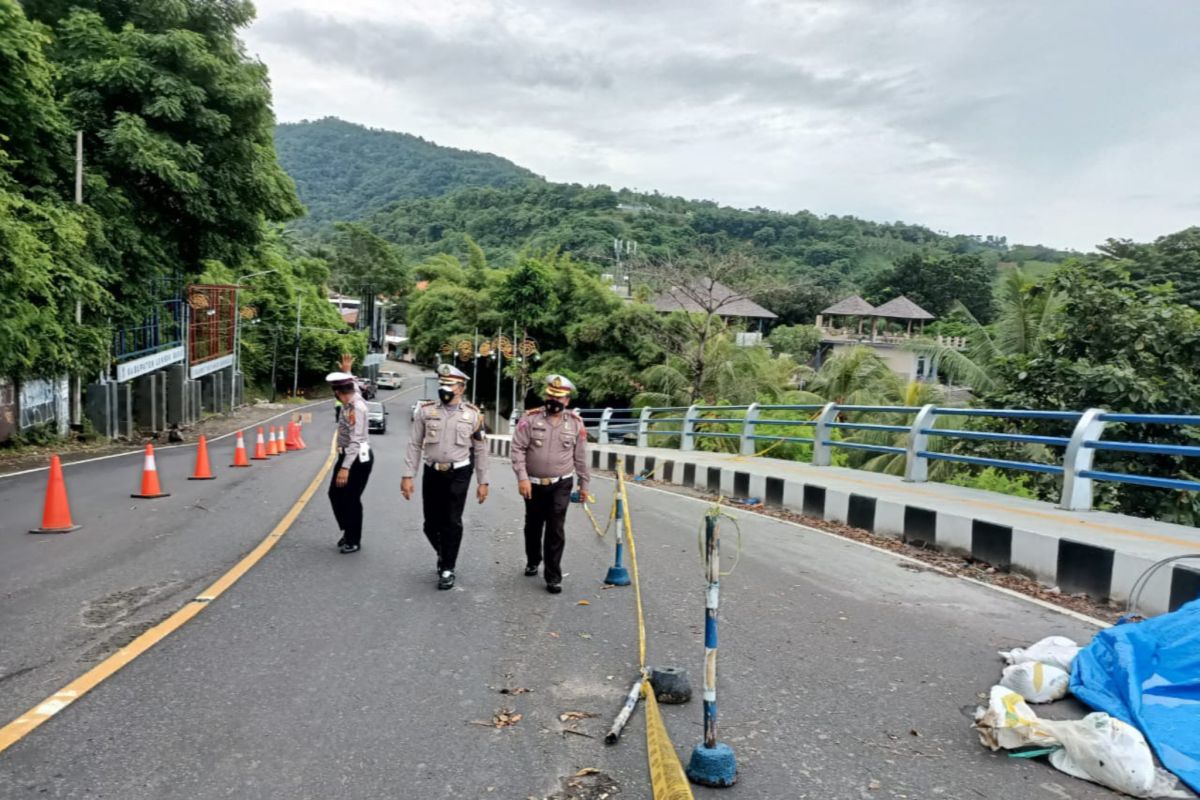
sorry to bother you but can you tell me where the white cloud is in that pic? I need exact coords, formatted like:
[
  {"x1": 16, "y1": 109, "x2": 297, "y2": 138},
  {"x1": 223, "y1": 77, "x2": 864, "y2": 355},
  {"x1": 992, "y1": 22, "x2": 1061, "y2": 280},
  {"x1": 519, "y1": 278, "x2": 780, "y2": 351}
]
[{"x1": 246, "y1": 0, "x2": 1200, "y2": 250}]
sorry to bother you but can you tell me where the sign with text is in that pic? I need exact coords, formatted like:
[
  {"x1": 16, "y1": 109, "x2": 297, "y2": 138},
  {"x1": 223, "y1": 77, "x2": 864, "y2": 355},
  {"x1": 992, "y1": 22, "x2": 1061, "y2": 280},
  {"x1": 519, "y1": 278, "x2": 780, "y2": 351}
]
[
  {"x1": 363, "y1": 353, "x2": 384, "y2": 366},
  {"x1": 189, "y1": 353, "x2": 234, "y2": 380},
  {"x1": 116, "y1": 346, "x2": 186, "y2": 383}
]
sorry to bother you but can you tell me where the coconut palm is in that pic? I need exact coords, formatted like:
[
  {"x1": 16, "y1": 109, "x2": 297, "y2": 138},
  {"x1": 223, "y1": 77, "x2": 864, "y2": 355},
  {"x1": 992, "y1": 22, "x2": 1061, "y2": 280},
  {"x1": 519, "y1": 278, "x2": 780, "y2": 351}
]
[{"x1": 913, "y1": 268, "x2": 1063, "y2": 392}]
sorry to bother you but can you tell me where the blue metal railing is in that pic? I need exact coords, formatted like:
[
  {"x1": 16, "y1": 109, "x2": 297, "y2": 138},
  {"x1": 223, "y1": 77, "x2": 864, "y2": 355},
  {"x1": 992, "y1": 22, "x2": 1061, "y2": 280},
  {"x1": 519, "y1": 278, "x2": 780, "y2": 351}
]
[{"x1": 574, "y1": 403, "x2": 1200, "y2": 512}]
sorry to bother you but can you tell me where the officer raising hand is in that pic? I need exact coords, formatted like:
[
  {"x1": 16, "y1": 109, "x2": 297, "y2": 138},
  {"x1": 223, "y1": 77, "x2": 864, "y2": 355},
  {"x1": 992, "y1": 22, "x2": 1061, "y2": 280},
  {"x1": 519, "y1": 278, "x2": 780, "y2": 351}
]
[{"x1": 402, "y1": 364, "x2": 489, "y2": 590}]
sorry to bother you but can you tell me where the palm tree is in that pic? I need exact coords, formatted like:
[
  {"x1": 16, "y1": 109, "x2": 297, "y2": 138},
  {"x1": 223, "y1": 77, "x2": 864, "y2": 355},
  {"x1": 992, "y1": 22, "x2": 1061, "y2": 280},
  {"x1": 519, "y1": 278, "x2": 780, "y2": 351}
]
[{"x1": 913, "y1": 268, "x2": 1063, "y2": 392}]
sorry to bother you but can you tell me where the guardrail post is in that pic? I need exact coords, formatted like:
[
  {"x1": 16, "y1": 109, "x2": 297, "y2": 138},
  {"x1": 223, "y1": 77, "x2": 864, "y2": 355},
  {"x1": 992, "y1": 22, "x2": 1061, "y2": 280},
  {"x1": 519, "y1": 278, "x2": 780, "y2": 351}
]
[
  {"x1": 739, "y1": 403, "x2": 760, "y2": 456},
  {"x1": 599, "y1": 407, "x2": 614, "y2": 444},
  {"x1": 811, "y1": 403, "x2": 838, "y2": 466},
  {"x1": 1060, "y1": 408, "x2": 1108, "y2": 511},
  {"x1": 682, "y1": 404, "x2": 699, "y2": 452},
  {"x1": 636, "y1": 406, "x2": 653, "y2": 449},
  {"x1": 904, "y1": 404, "x2": 938, "y2": 482}
]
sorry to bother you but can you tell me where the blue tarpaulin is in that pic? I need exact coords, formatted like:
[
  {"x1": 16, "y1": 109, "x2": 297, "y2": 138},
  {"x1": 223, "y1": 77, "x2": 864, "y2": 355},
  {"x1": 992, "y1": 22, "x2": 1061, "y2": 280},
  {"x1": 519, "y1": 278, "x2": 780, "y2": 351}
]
[{"x1": 1070, "y1": 599, "x2": 1200, "y2": 794}]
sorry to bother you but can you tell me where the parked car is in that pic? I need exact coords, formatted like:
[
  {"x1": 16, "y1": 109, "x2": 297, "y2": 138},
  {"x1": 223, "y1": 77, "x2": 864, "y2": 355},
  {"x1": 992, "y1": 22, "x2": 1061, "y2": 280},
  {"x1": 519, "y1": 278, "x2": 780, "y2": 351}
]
[
  {"x1": 377, "y1": 371, "x2": 402, "y2": 390},
  {"x1": 366, "y1": 401, "x2": 387, "y2": 434},
  {"x1": 356, "y1": 377, "x2": 376, "y2": 400}
]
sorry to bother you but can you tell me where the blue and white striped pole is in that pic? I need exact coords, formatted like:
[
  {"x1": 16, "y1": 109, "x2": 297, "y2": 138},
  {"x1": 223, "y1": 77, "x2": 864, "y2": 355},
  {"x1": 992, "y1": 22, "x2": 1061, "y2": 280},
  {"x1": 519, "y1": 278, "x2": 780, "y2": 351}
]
[
  {"x1": 686, "y1": 508, "x2": 737, "y2": 787},
  {"x1": 604, "y1": 491, "x2": 631, "y2": 586}
]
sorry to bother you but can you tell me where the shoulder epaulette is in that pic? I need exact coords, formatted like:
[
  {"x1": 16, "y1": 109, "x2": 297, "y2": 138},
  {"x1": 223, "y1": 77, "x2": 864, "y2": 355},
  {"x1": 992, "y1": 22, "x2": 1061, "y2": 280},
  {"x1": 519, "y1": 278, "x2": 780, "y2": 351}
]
[
  {"x1": 525, "y1": 408, "x2": 541, "y2": 416},
  {"x1": 463, "y1": 401, "x2": 480, "y2": 412},
  {"x1": 420, "y1": 400, "x2": 436, "y2": 407}
]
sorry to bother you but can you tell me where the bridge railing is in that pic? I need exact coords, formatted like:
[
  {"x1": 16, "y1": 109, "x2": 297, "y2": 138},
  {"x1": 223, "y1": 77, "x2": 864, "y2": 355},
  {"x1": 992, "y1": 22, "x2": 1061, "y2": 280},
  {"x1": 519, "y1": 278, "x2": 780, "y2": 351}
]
[{"x1": 573, "y1": 403, "x2": 1200, "y2": 512}]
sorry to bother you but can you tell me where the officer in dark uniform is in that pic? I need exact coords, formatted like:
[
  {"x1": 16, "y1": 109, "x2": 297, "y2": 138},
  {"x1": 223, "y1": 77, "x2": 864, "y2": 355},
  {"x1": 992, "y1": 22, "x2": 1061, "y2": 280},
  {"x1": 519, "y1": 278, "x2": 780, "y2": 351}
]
[
  {"x1": 327, "y1": 371, "x2": 373, "y2": 554},
  {"x1": 401, "y1": 364, "x2": 489, "y2": 589},
  {"x1": 510, "y1": 375, "x2": 590, "y2": 594}
]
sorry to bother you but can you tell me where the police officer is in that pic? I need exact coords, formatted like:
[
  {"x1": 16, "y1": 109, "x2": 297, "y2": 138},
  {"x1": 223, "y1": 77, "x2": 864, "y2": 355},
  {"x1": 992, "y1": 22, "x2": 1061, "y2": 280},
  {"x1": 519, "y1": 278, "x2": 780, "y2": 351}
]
[
  {"x1": 327, "y1": 371, "x2": 373, "y2": 554},
  {"x1": 511, "y1": 375, "x2": 590, "y2": 594},
  {"x1": 401, "y1": 364, "x2": 489, "y2": 590}
]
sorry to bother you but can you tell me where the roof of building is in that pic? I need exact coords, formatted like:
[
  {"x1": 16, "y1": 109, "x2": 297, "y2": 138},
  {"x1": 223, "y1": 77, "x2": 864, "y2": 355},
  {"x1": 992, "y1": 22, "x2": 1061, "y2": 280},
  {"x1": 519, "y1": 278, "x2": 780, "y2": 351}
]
[
  {"x1": 340, "y1": 309, "x2": 359, "y2": 325},
  {"x1": 873, "y1": 295, "x2": 935, "y2": 320},
  {"x1": 650, "y1": 280, "x2": 778, "y2": 319},
  {"x1": 820, "y1": 295, "x2": 876, "y2": 316}
]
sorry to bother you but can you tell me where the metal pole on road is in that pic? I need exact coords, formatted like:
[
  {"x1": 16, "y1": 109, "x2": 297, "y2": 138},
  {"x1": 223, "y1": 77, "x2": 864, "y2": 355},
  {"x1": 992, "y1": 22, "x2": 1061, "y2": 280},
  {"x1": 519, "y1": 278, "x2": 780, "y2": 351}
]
[
  {"x1": 292, "y1": 296, "x2": 301, "y2": 398},
  {"x1": 686, "y1": 508, "x2": 738, "y2": 788},
  {"x1": 603, "y1": 491, "x2": 631, "y2": 586}
]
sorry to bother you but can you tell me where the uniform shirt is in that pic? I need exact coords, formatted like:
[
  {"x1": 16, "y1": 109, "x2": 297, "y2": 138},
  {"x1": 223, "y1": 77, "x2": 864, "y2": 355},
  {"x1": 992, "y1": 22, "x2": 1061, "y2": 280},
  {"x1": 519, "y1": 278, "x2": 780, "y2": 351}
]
[
  {"x1": 337, "y1": 393, "x2": 370, "y2": 462},
  {"x1": 404, "y1": 400, "x2": 489, "y2": 484},
  {"x1": 510, "y1": 408, "x2": 590, "y2": 494}
]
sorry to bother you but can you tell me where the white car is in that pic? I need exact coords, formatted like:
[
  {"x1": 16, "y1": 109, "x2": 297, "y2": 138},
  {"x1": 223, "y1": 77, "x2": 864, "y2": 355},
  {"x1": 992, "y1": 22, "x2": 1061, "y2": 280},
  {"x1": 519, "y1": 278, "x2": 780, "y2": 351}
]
[{"x1": 377, "y1": 371, "x2": 402, "y2": 390}]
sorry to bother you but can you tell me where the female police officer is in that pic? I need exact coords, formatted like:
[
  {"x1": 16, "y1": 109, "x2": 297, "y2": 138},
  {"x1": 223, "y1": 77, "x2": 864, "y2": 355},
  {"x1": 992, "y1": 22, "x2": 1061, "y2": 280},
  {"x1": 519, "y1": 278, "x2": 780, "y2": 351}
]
[{"x1": 327, "y1": 370, "x2": 373, "y2": 553}]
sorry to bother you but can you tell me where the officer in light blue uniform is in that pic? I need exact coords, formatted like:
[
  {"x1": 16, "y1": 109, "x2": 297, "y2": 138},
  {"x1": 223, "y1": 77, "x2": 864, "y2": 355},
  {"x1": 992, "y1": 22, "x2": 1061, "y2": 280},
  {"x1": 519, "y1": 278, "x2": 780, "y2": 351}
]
[{"x1": 327, "y1": 371, "x2": 372, "y2": 554}]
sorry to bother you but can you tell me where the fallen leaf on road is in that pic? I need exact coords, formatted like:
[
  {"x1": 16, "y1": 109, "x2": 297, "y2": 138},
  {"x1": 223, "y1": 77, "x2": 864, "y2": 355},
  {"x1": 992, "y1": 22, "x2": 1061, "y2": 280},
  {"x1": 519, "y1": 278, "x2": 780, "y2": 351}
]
[
  {"x1": 578, "y1": 633, "x2": 592, "y2": 639},
  {"x1": 576, "y1": 768, "x2": 601, "y2": 776},
  {"x1": 560, "y1": 711, "x2": 596, "y2": 722},
  {"x1": 470, "y1": 709, "x2": 523, "y2": 728},
  {"x1": 577, "y1": 600, "x2": 590, "y2": 605},
  {"x1": 548, "y1": 632, "x2": 560, "y2": 638},
  {"x1": 868, "y1": 779, "x2": 881, "y2": 790},
  {"x1": 500, "y1": 687, "x2": 530, "y2": 695}
]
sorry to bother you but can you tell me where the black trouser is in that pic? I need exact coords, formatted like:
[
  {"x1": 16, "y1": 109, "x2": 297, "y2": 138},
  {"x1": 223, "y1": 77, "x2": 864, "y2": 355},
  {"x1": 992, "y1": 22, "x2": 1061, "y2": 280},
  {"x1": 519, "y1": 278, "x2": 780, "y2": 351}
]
[
  {"x1": 524, "y1": 478, "x2": 573, "y2": 585},
  {"x1": 328, "y1": 453, "x2": 373, "y2": 546},
  {"x1": 422, "y1": 464, "x2": 472, "y2": 571}
]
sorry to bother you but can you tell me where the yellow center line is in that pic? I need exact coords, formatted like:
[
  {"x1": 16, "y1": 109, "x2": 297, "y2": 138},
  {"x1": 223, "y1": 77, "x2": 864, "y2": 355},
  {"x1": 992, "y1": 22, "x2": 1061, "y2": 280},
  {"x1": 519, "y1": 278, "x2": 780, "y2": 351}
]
[{"x1": 0, "y1": 436, "x2": 338, "y2": 754}]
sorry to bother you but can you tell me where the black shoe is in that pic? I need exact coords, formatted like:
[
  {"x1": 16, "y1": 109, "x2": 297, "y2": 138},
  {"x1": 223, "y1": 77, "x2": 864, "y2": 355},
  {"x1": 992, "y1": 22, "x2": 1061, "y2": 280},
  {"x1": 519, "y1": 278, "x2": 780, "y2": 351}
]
[
  {"x1": 437, "y1": 570, "x2": 455, "y2": 590},
  {"x1": 339, "y1": 543, "x2": 360, "y2": 554},
  {"x1": 524, "y1": 564, "x2": 539, "y2": 576},
  {"x1": 545, "y1": 582, "x2": 562, "y2": 594},
  {"x1": 336, "y1": 536, "x2": 346, "y2": 548}
]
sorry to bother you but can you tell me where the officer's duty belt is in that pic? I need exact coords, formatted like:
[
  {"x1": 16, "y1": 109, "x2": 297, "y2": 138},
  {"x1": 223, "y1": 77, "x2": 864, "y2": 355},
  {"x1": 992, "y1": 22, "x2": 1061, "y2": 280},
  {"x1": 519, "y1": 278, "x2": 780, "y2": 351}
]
[
  {"x1": 428, "y1": 459, "x2": 471, "y2": 471},
  {"x1": 531, "y1": 473, "x2": 574, "y2": 486}
]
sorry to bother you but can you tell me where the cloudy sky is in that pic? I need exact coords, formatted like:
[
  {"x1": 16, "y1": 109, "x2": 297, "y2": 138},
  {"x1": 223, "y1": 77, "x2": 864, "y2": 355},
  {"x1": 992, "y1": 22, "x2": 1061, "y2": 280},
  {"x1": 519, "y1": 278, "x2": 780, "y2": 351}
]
[{"x1": 245, "y1": 0, "x2": 1200, "y2": 251}]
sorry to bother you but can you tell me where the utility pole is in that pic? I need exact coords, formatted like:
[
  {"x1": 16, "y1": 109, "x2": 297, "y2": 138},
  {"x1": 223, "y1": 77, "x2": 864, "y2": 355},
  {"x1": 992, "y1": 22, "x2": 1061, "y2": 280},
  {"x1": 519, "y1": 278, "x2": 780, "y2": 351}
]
[
  {"x1": 494, "y1": 326, "x2": 502, "y2": 433},
  {"x1": 292, "y1": 295, "x2": 301, "y2": 397},
  {"x1": 471, "y1": 327, "x2": 478, "y2": 405},
  {"x1": 270, "y1": 326, "x2": 279, "y2": 403},
  {"x1": 72, "y1": 131, "x2": 83, "y2": 426}
]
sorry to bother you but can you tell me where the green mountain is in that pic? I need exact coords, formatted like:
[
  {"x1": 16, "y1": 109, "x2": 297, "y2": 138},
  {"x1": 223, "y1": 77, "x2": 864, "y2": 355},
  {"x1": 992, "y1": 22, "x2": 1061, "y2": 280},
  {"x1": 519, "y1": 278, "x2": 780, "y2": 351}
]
[{"x1": 274, "y1": 117, "x2": 541, "y2": 226}]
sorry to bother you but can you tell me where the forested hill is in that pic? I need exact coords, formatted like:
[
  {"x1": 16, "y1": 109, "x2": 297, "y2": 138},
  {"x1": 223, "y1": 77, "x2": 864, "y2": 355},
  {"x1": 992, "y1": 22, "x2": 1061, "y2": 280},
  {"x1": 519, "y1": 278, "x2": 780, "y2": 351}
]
[{"x1": 274, "y1": 117, "x2": 541, "y2": 226}]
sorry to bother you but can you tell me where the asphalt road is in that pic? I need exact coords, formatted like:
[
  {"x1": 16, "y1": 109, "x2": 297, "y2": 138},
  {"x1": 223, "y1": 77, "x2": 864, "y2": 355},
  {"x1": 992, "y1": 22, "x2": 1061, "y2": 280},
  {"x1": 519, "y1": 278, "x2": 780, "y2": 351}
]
[{"x1": 0, "y1": 377, "x2": 1123, "y2": 799}]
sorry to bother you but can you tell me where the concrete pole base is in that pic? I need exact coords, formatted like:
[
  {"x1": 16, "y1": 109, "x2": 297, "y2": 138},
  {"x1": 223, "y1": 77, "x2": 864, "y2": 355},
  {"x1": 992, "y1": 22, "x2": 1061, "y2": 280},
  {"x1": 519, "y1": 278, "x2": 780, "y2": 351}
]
[
  {"x1": 603, "y1": 565, "x2": 631, "y2": 586},
  {"x1": 648, "y1": 666, "x2": 692, "y2": 704},
  {"x1": 686, "y1": 742, "x2": 738, "y2": 787}
]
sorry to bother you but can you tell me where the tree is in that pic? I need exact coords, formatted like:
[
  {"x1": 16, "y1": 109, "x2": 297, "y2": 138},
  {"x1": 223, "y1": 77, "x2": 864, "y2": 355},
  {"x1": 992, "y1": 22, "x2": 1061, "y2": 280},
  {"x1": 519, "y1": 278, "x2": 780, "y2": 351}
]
[
  {"x1": 767, "y1": 324, "x2": 821, "y2": 362},
  {"x1": 25, "y1": 0, "x2": 302, "y2": 314},
  {"x1": 1100, "y1": 227, "x2": 1200, "y2": 309},
  {"x1": 913, "y1": 267, "x2": 1063, "y2": 393},
  {"x1": 329, "y1": 222, "x2": 407, "y2": 296},
  {"x1": 993, "y1": 262, "x2": 1200, "y2": 523},
  {"x1": 634, "y1": 249, "x2": 789, "y2": 402},
  {"x1": 865, "y1": 252, "x2": 997, "y2": 321},
  {"x1": 0, "y1": 0, "x2": 109, "y2": 380}
]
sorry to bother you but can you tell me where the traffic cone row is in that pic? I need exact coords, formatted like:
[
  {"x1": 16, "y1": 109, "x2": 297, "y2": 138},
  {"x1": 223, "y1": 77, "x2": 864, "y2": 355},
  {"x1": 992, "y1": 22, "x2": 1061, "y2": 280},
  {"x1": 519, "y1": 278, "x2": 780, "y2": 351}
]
[{"x1": 30, "y1": 416, "x2": 307, "y2": 534}]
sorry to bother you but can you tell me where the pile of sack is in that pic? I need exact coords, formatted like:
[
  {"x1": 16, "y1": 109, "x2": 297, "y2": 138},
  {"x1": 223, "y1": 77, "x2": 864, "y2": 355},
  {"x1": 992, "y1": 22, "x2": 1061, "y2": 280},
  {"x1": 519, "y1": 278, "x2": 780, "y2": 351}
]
[{"x1": 973, "y1": 635, "x2": 1194, "y2": 799}]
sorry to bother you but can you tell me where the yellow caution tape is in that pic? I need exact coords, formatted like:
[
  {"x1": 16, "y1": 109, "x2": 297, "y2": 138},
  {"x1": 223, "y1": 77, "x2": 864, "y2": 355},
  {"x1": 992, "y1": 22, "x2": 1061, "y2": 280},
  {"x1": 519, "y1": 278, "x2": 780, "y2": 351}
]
[
  {"x1": 618, "y1": 470, "x2": 694, "y2": 800},
  {"x1": 644, "y1": 683, "x2": 695, "y2": 800}
]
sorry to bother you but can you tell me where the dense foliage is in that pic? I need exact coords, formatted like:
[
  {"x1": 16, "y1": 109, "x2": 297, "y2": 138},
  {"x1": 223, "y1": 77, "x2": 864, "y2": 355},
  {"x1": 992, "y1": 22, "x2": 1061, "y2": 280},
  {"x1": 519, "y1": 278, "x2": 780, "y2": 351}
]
[
  {"x1": 274, "y1": 117, "x2": 539, "y2": 227},
  {"x1": 2, "y1": 0, "x2": 362, "y2": 390}
]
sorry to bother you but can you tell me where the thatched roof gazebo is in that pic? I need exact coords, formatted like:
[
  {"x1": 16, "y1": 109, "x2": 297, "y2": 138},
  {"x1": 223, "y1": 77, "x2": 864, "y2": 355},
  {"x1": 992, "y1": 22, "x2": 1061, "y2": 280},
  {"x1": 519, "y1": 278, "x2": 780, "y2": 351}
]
[
  {"x1": 872, "y1": 295, "x2": 934, "y2": 336},
  {"x1": 817, "y1": 295, "x2": 876, "y2": 335}
]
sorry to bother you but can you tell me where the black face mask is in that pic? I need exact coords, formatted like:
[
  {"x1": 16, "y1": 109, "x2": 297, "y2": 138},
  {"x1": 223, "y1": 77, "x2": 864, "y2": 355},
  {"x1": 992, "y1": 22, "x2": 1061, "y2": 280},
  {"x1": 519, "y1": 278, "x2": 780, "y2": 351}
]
[
  {"x1": 438, "y1": 387, "x2": 456, "y2": 404},
  {"x1": 544, "y1": 398, "x2": 564, "y2": 414}
]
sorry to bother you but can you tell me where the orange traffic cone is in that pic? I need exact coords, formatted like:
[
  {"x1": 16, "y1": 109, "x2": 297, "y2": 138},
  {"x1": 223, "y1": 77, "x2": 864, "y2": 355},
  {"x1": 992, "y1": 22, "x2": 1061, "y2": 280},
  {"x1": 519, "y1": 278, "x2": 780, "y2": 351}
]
[
  {"x1": 252, "y1": 427, "x2": 269, "y2": 460},
  {"x1": 188, "y1": 435, "x2": 216, "y2": 480},
  {"x1": 30, "y1": 455, "x2": 81, "y2": 533},
  {"x1": 267, "y1": 425, "x2": 279, "y2": 456},
  {"x1": 132, "y1": 444, "x2": 170, "y2": 499},
  {"x1": 230, "y1": 430, "x2": 251, "y2": 467},
  {"x1": 285, "y1": 421, "x2": 301, "y2": 451},
  {"x1": 296, "y1": 420, "x2": 307, "y2": 450}
]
